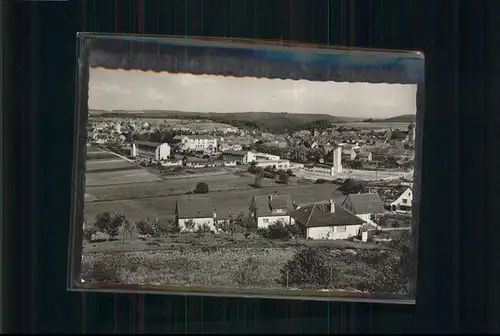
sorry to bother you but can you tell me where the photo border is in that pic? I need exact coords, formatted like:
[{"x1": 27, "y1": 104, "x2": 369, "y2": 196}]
[{"x1": 68, "y1": 33, "x2": 425, "y2": 305}]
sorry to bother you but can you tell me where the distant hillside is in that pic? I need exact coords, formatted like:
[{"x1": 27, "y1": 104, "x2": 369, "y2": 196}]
[
  {"x1": 89, "y1": 109, "x2": 360, "y2": 133},
  {"x1": 376, "y1": 114, "x2": 416, "y2": 123}
]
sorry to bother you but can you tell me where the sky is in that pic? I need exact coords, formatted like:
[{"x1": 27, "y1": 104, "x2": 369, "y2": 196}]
[{"x1": 88, "y1": 67, "x2": 417, "y2": 119}]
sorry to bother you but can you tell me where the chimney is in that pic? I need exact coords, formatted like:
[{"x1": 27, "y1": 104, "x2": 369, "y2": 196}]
[{"x1": 329, "y1": 199, "x2": 336, "y2": 213}]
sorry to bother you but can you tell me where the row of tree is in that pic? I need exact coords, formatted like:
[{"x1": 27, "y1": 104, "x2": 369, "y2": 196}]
[{"x1": 83, "y1": 211, "x2": 305, "y2": 244}]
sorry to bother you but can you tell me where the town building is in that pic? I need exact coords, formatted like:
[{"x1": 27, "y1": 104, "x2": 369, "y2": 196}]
[
  {"x1": 254, "y1": 159, "x2": 291, "y2": 170},
  {"x1": 173, "y1": 135, "x2": 218, "y2": 152},
  {"x1": 290, "y1": 200, "x2": 366, "y2": 240},
  {"x1": 356, "y1": 151, "x2": 373, "y2": 162},
  {"x1": 130, "y1": 141, "x2": 171, "y2": 161},
  {"x1": 341, "y1": 193, "x2": 386, "y2": 226},
  {"x1": 175, "y1": 197, "x2": 216, "y2": 232},
  {"x1": 249, "y1": 194, "x2": 295, "y2": 228},
  {"x1": 222, "y1": 150, "x2": 253, "y2": 164},
  {"x1": 390, "y1": 187, "x2": 413, "y2": 212}
]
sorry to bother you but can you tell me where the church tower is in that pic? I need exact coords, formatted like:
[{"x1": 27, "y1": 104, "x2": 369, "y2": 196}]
[{"x1": 331, "y1": 146, "x2": 342, "y2": 176}]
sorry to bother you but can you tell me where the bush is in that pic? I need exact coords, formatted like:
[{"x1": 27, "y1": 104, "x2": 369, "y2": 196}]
[
  {"x1": 194, "y1": 182, "x2": 209, "y2": 194},
  {"x1": 234, "y1": 257, "x2": 262, "y2": 287},
  {"x1": 279, "y1": 173, "x2": 290, "y2": 185},
  {"x1": 277, "y1": 247, "x2": 332, "y2": 289},
  {"x1": 259, "y1": 221, "x2": 291, "y2": 240},
  {"x1": 315, "y1": 178, "x2": 328, "y2": 184},
  {"x1": 253, "y1": 175, "x2": 263, "y2": 188},
  {"x1": 339, "y1": 178, "x2": 367, "y2": 194},
  {"x1": 83, "y1": 222, "x2": 97, "y2": 242},
  {"x1": 81, "y1": 256, "x2": 122, "y2": 283}
]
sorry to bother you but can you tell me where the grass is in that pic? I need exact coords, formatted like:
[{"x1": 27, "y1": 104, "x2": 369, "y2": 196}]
[
  {"x1": 84, "y1": 179, "x2": 346, "y2": 223},
  {"x1": 86, "y1": 169, "x2": 161, "y2": 187},
  {"x1": 81, "y1": 244, "x2": 398, "y2": 292},
  {"x1": 87, "y1": 159, "x2": 136, "y2": 172}
]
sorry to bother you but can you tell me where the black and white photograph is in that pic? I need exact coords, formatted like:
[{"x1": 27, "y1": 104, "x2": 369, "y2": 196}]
[{"x1": 74, "y1": 37, "x2": 423, "y2": 303}]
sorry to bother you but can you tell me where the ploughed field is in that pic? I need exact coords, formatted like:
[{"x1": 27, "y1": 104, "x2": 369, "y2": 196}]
[{"x1": 85, "y1": 146, "x2": 161, "y2": 187}]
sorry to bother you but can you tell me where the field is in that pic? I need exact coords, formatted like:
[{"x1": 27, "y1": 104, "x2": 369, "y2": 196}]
[
  {"x1": 84, "y1": 173, "x2": 347, "y2": 223},
  {"x1": 85, "y1": 147, "x2": 161, "y2": 187},
  {"x1": 333, "y1": 122, "x2": 409, "y2": 130}
]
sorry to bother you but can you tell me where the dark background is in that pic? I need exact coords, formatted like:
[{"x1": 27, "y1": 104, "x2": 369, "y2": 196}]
[{"x1": 2, "y1": 0, "x2": 499, "y2": 334}]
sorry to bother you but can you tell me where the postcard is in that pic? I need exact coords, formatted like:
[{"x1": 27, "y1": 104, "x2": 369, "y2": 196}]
[{"x1": 69, "y1": 34, "x2": 424, "y2": 304}]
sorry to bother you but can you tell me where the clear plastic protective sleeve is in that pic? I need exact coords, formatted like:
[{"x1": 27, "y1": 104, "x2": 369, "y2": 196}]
[{"x1": 68, "y1": 33, "x2": 425, "y2": 305}]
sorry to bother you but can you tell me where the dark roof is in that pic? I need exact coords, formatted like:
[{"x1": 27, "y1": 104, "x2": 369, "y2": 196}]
[
  {"x1": 176, "y1": 198, "x2": 215, "y2": 219},
  {"x1": 342, "y1": 193, "x2": 385, "y2": 214},
  {"x1": 222, "y1": 150, "x2": 249, "y2": 156},
  {"x1": 251, "y1": 195, "x2": 295, "y2": 217},
  {"x1": 390, "y1": 130, "x2": 408, "y2": 140},
  {"x1": 290, "y1": 202, "x2": 365, "y2": 228},
  {"x1": 134, "y1": 141, "x2": 166, "y2": 148},
  {"x1": 357, "y1": 151, "x2": 372, "y2": 157}
]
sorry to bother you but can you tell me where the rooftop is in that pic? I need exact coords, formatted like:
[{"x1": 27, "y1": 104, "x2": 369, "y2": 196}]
[
  {"x1": 342, "y1": 193, "x2": 385, "y2": 214},
  {"x1": 176, "y1": 197, "x2": 215, "y2": 219},
  {"x1": 134, "y1": 141, "x2": 167, "y2": 148},
  {"x1": 290, "y1": 201, "x2": 365, "y2": 228},
  {"x1": 250, "y1": 194, "x2": 295, "y2": 217}
]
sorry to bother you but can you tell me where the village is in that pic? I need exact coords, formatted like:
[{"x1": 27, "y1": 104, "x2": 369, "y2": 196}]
[{"x1": 84, "y1": 115, "x2": 415, "y2": 244}]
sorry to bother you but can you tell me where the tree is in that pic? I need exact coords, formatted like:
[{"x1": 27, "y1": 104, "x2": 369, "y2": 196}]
[
  {"x1": 183, "y1": 219, "x2": 196, "y2": 232},
  {"x1": 253, "y1": 175, "x2": 264, "y2": 188},
  {"x1": 261, "y1": 221, "x2": 291, "y2": 240},
  {"x1": 279, "y1": 173, "x2": 290, "y2": 185},
  {"x1": 108, "y1": 214, "x2": 127, "y2": 241},
  {"x1": 339, "y1": 178, "x2": 367, "y2": 194},
  {"x1": 214, "y1": 217, "x2": 240, "y2": 238},
  {"x1": 83, "y1": 222, "x2": 97, "y2": 242},
  {"x1": 94, "y1": 212, "x2": 126, "y2": 242},
  {"x1": 119, "y1": 219, "x2": 135, "y2": 244},
  {"x1": 277, "y1": 247, "x2": 332, "y2": 289},
  {"x1": 136, "y1": 219, "x2": 155, "y2": 237},
  {"x1": 165, "y1": 219, "x2": 181, "y2": 235},
  {"x1": 194, "y1": 182, "x2": 209, "y2": 194},
  {"x1": 290, "y1": 145, "x2": 308, "y2": 162},
  {"x1": 234, "y1": 257, "x2": 262, "y2": 287},
  {"x1": 195, "y1": 222, "x2": 212, "y2": 238},
  {"x1": 94, "y1": 212, "x2": 112, "y2": 234}
]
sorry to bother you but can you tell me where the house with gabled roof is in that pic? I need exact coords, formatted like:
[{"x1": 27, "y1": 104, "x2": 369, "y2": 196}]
[
  {"x1": 175, "y1": 197, "x2": 216, "y2": 232},
  {"x1": 131, "y1": 141, "x2": 171, "y2": 161},
  {"x1": 290, "y1": 199, "x2": 366, "y2": 240},
  {"x1": 390, "y1": 187, "x2": 413, "y2": 213},
  {"x1": 249, "y1": 194, "x2": 295, "y2": 228},
  {"x1": 341, "y1": 192, "x2": 386, "y2": 226}
]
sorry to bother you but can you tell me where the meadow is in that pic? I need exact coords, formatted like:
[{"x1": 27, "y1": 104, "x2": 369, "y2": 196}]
[
  {"x1": 81, "y1": 244, "x2": 402, "y2": 293},
  {"x1": 85, "y1": 147, "x2": 161, "y2": 187},
  {"x1": 84, "y1": 174, "x2": 347, "y2": 224}
]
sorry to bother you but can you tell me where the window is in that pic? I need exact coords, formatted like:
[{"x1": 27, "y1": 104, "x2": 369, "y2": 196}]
[
  {"x1": 263, "y1": 218, "x2": 269, "y2": 224},
  {"x1": 402, "y1": 199, "x2": 408, "y2": 204},
  {"x1": 336, "y1": 226, "x2": 347, "y2": 232}
]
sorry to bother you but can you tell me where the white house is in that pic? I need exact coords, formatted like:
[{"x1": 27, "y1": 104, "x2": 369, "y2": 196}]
[
  {"x1": 222, "y1": 150, "x2": 253, "y2": 164},
  {"x1": 130, "y1": 141, "x2": 171, "y2": 161},
  {"x1": 175, "y1": 197, "x2": 216, "y2": 232},
  {"x1": 173, "y1": 135, "x2": 218, "y2": 152},
  {"x1": 290, "y1": 200, "x2": 366, "y2": 240},
  {"x1": 249, "y1": 194, "x2": 295, "y2": 228},
  {"x1": 390, "y1": 187, "x2": 413, "y2": 212},
  {"x1": 254, "y1": 159, "x2": 291, "y2": 170},
  {"x1": 341, "y1": 193, "x2": 386, "y2": 226}
]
